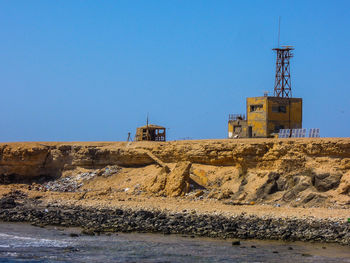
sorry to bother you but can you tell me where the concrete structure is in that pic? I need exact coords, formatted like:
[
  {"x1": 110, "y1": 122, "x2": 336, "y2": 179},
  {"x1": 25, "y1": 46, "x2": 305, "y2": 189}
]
[
  {"x1": 228, "y1": 114, "x2": 249, "y2": 139},
  {"x1": 228, "y1": 96, "x2": 302, "y2": 138},
  {"x1": 135, "y1": 124, "x2": 166, "y2": 142}
]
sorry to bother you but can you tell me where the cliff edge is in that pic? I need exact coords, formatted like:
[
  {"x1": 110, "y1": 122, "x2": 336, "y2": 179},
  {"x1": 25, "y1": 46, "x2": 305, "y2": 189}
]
[{"x1": 1, "y1": 138, "x2": 350, "y2": 208}]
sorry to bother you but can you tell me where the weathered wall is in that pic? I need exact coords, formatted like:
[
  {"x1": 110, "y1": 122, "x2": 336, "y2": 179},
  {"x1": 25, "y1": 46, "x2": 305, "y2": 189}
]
[
  {"x1": 247, "y1": 97, "x2": 267, "y2": 137},
  {"x1": 228, "y1": 119, "x2": 248, "y2": 138},
  {"x1": 267, "y1": 97, "x2": 302, "y2": 135}
]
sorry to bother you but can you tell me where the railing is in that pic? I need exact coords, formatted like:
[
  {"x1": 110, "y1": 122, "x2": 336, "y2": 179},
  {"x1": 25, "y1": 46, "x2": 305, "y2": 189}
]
[{"x1": 229, "y1": 114, "x2": 246, "y2": 121}]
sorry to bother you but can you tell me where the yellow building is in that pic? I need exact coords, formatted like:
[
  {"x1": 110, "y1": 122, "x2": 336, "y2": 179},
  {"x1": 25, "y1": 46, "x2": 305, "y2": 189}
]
[
  {"x1": 228, "y1": 46, "x2": 302, "y2": 139},
  {"x1": 228, "y1": 96, "x2": 302, "y2": 138}
]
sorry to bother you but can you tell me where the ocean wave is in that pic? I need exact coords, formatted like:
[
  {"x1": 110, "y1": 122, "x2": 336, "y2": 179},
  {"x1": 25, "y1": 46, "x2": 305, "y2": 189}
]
[
  {"x1": 0, "y1": 245, "x2": 10, "y2": 248},
  {"x1": 0, "y1": 233, "x2": 70, "y2": 248}
]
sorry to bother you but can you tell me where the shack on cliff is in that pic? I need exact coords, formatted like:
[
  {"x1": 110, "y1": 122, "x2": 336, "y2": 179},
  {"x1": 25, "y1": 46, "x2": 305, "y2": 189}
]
[{"x1": 135, "y1": 124, "x2": 166, "y2": 142}]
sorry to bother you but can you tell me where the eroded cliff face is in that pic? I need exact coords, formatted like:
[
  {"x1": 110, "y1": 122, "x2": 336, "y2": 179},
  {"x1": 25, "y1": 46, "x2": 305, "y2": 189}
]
[{"x1": 1, "y1": 139, "x2": 350, "y2": 207}]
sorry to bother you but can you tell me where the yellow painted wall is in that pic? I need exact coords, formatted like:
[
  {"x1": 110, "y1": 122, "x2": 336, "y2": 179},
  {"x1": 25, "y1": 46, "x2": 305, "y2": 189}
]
[
  {"x1": 228, "y1": 122, "x2": 234, "y2": 137},
  {"x1": 266, "y1": 97, "x2": 302, "y2": 136},
  {"x1": 247, "y1": 97, "x2": 268, "y2": 137}
]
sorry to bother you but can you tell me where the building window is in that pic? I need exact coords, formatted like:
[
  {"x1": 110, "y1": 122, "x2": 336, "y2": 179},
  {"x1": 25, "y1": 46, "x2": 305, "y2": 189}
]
[
  {"x1": 250, "y1": 104, "x2": 263, "y2": 112},
  {"x1": 272, "y1": 105, "x2": 287, "y2": 113}
]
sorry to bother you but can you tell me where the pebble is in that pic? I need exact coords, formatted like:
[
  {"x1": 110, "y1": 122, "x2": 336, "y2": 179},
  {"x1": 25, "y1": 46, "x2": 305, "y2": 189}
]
[{"x1": 0, "y1": 194, "x2": 349, "y2": 245}]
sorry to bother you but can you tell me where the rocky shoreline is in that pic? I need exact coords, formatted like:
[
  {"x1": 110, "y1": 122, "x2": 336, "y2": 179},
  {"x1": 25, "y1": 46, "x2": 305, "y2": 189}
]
[{"x1": 1, "y1": 194, "x2": 349, "y2": 245}]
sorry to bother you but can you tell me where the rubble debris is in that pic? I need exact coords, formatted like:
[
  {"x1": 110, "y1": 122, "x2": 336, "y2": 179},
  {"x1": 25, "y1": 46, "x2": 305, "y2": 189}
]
[
  {"x1": 43, "y1": 176, "x2": 84, "y2": 192},
  {"x1": 43, "y1": 166, "x2": 121, "y2": 192},
  {"x1": 96, "y1": 166, "x2": 122, "y2": 178}
]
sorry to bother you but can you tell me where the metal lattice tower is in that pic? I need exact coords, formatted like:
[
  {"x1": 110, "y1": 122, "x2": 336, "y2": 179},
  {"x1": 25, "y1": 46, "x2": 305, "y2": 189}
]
[{"x1": 273, "y1": 46, "x2": 294, "y2": 98}]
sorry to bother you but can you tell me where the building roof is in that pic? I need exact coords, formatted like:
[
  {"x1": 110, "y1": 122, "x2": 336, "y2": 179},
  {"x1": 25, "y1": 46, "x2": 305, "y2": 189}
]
[
  {"x1": 247, "y1": 96, "x2": 302, "y2": 101},
  {"x1": 137, "y1": 124, "x2": 165, "y2": 129}
]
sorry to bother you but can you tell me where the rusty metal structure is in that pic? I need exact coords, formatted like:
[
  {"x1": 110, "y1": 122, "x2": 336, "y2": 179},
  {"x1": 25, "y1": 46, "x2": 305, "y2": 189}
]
[{"x1": 273, "y1": 46, "x2": 294, "y2": 98}]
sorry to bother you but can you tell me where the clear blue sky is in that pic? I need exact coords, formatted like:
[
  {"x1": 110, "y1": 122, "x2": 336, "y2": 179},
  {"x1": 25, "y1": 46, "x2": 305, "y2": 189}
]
[{"x1": 1, "y1": 0, "x2": 349, "y2": 141}]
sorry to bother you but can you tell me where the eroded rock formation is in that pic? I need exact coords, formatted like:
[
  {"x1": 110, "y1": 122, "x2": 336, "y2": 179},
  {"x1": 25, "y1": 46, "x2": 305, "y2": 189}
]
[{"x1": 1, "y1": 139, "x2": 350, "y2": 207}]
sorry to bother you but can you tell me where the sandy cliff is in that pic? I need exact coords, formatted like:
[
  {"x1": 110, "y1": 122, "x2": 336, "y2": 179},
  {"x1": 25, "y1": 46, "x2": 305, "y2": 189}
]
[{"x1": 1, "y1": 138, "x2": 350, "y2": 208}]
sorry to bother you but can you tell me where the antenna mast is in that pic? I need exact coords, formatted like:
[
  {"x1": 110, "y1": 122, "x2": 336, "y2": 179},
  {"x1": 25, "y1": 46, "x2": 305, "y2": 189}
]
[
  {"x1": 277, "y1": 16, "x2": 281, "y2": 48},
  {"x1": 273, "y1": 18, "x2": 294, "y2": 98},
  {"x1": 146, "y1": 113, "x2": 150, "y2": 140}
]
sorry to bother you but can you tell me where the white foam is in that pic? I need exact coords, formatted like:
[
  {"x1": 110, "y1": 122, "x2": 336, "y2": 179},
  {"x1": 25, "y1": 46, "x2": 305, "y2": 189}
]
[
  {"x1": 0, "y1": 232, "x2": 70, "y2": 248},
  {"x1": 0, "y1": 245, "x2": 10, "y2": 248}
]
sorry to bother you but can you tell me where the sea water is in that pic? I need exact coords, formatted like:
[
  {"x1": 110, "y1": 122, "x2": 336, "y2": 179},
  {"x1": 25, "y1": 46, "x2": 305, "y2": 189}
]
[{"x1": 0, "y1": 222, "x2": 349, "y2": 263}]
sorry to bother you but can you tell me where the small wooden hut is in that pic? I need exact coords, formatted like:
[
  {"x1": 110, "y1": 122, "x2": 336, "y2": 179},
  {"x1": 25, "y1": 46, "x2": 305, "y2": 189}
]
[{"x1": 135, "y1": 124, "x2": 166, "y2": 141}]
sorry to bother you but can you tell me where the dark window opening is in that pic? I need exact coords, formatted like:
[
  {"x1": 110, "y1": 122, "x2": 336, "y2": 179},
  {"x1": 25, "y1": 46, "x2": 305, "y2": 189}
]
[
  {"x1": 141, "y1": 128, "x2": 166, "y2": 141},
  {"x1": 250, "y1": 104, "x2": 263, "y2": 112},
  {"x1": 272, "y1": 105, "x2": 287, "y2": 113}
]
